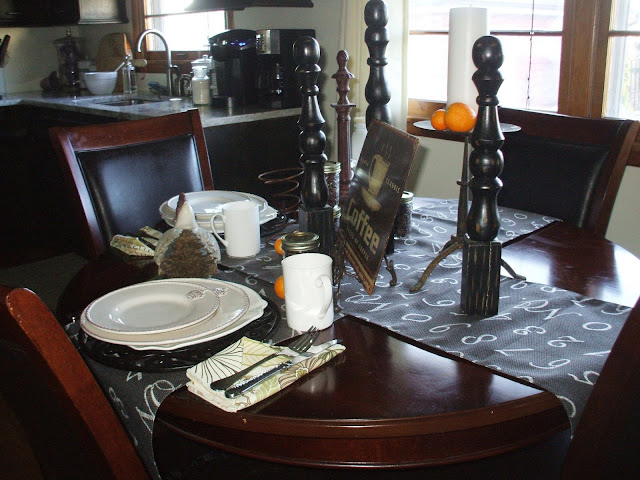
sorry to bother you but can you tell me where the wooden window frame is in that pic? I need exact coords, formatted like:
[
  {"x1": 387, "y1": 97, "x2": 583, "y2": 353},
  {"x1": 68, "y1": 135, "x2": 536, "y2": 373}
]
[{"x1": 131, "y1": 0, "x2": 233, "y2": 75}]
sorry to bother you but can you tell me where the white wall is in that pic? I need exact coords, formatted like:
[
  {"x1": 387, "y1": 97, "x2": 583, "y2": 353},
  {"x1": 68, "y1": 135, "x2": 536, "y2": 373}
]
[{"x1": 0, "y1": 26, "x2": 80, "y2": 93}]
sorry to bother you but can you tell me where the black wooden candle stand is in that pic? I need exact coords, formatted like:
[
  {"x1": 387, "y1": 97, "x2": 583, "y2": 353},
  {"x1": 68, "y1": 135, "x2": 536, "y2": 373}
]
[
  {"x1": 294, "y1": 36, "x2": 334, "y2": 255},
  {"x1": 461, "y1": 35, "x2": 506, "y2": 316}
]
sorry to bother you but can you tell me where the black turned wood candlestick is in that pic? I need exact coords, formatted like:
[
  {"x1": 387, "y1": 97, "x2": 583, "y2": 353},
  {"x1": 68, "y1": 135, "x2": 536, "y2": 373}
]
[
  {"x1": 294, "y1": 36, "x2": 334, "y2": 255},
  {"x1": 331, "y1": 50, "x2": 356, "y2": 211},
  {"x1": 364, "y1": 0, "x2": 391, "y2": 127},
  {"x1": 461, "y1": 36, "x2": 505, "y2": 316},
  {"x1": 365, "y1": 0, "x2": 395, "y2": 255}
]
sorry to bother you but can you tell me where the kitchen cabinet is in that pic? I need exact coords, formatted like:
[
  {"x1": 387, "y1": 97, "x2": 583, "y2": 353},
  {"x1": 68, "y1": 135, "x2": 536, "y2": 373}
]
[
  {"x1": 204, "y1": 115, "x2": 301, "y2": 202},
  {"x1": 0, "y1": 0, "x2": 126, "y2": 27},
  {"x1": 0, "y1": 105, "x2": 115, "y2": 256},
  {"x1": 186, "y1": 0, "x2": 313, "y2": 12}
]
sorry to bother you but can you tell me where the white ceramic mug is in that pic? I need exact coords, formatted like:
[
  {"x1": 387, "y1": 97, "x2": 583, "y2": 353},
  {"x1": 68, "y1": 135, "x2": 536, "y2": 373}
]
[
  {"x1": 210, "y1": 200, "x2": 261, "y2": 258},
  {"x1": 282, "y1": 253, "x2": 334, "y2": 331}
]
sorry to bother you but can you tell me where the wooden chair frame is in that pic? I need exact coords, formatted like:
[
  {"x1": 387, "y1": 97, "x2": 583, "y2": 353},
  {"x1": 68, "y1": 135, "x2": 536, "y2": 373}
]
[
  {"x1": 498, "y1": 107, "x2": 639, "y2": 237},
  {"x1": 50, "y1": 109, "x2": 213, "y2": 258},
  {"x1": 0, "y1": 285, "x2": 149, "y2": 479}
]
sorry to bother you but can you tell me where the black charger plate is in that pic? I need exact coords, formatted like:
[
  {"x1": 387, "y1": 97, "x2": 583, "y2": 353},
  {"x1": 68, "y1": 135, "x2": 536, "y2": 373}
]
[{"x1": 77, "y1": 297, "x2": 281, "y2": 372}]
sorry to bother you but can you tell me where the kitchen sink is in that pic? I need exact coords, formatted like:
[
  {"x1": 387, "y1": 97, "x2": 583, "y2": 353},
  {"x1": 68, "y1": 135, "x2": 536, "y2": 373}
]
[{"x1": 94, "y1": 98, "x2": 165, "y2": 106}]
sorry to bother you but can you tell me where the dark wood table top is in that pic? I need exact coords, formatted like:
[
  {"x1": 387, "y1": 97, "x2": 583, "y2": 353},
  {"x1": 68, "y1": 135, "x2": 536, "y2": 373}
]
[
  {"x1": 502, "y1": 222, "x2": 640, "y2": 308},
  {"x1": 58, "y1": 221, "x2": 640, "y2": 475},
  {"x1": 156, "y1": 315, "x2": 568, "y2": 470}
]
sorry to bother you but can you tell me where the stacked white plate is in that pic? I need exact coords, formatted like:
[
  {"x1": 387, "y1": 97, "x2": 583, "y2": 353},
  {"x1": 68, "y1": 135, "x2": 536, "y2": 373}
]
[
  {"x1": 80, "y1": 278, "x2": 268, "y2": 351},
  {"x1": 159, "y1": 191, "x2": 279, "y2": 232}
]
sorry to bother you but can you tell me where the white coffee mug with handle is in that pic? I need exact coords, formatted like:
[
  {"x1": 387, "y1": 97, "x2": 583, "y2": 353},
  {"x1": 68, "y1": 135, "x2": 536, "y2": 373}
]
[
  {"x1": 210, "y1": 200, "x2": 261, "y2": 258},
  {"x1": 282, "y1": 253, "x2": 334, "y2": 331}
]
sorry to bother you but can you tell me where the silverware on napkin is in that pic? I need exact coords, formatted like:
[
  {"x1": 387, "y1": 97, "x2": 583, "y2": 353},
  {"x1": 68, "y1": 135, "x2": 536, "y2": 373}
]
[
  {"x1": 224, "y1": 338, "x2": 342, "y2": 398},
  {"x1": 210, "y1": 327, "x2": 319, "y2": 391}
]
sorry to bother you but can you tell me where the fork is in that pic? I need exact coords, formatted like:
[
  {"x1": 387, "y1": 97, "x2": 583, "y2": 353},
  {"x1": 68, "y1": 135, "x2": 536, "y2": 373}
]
[{"x1": 210, "y1": 327, "x2": 320, "y2": 391}]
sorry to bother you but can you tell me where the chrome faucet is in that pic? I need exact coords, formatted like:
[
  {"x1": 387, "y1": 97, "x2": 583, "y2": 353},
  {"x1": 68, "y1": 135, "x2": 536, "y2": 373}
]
[{"x1": 136, "y1": 29, "x2": 177, "y2": 97}]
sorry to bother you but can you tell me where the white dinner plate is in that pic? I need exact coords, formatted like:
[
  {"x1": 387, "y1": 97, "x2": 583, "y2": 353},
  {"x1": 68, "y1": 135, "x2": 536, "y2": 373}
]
[
  {"x1": 164, "y1": 191, "x2": 267, "y2": 219},
  {"x1": 84, "y1": 281, "x2": 220, "y2": 335},
  {"x1": 81, "y1": 279, "x2": 266, "y2": 349},
  {"x1": 159, "y1": 191, "x2": 278, "y2": 232}
]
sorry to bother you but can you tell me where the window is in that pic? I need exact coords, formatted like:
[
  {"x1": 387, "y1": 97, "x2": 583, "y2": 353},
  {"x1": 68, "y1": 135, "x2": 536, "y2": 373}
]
[
  {"x1": 132, "y1": 0, "x2": 230, "y2": 74},
  {"x1": 409, "y1": 0, "x2": 640, "y2": 121},
  {"x1": 408, "y1": 0, "x2": 640, "y2": 161},
  {"x1": 408, "y1": 0, "x2": 565, "y2": 112},
  {"x1": 604, "y1": 0, "x2": 640, "y2": 119}
]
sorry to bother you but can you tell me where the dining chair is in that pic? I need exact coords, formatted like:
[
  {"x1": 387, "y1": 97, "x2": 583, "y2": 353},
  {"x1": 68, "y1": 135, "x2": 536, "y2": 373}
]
[
  {"x1": 50, "y1": 109, "x2": 214, "y2": 259},
  {"x1": 497, "y1": 107, "x2": 639, "y2": 236},
  {"x1": 0, "y1": 284, "x2": 149, "y2": 480},
  {"x1": 558, "y1": 297, "x2": 640, "y2": 479}
]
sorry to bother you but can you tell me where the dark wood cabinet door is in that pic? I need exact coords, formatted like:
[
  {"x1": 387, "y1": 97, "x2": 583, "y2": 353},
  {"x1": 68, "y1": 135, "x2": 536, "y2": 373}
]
[{"x1": 0, "y1": 0, "x2": 126, "y2": 26}]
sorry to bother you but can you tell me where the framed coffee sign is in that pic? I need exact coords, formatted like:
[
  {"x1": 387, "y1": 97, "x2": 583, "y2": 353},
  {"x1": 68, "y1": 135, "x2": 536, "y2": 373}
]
[{"x1": 342, "y1": 118, "x2": 419, "y2": 294}]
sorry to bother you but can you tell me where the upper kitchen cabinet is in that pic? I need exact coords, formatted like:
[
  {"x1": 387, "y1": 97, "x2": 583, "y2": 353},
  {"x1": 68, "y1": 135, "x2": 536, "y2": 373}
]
[
  {"x1": 186, "y1": 0, "x2": 313, "y2": 12},
  {"x1": 0, "y1": 0, "x2": 127, "y2": 26}
]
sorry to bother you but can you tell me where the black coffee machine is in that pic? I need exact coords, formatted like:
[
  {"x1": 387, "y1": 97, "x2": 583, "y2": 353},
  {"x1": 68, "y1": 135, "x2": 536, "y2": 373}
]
[
  {"x1": 255, "y1": 29, "x2": 316, "y2": 109},
  {"x1": 209, "y1": 29, "x2": 258, "y2": 107}
]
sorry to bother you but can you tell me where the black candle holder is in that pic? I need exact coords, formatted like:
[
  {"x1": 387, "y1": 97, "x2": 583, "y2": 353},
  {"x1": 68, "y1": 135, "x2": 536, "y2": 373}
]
[
  {"x1": 294, "y1": 36, "x2": 334, "y2": 255},
  {"x1": 461, "y1": 35, "x2": 505, "y2": 316},
  {"x1": 411, "y1": 36, "x2": 523, "y2": 315}
]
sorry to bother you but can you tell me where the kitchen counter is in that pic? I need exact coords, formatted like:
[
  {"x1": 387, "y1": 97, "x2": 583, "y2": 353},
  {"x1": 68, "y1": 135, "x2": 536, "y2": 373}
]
[{"x1": 0, "y1": 91, "x2": 301, "y2": 128}]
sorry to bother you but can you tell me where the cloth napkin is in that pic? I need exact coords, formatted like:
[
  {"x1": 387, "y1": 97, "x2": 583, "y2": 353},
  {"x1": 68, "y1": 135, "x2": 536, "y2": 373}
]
[
  {"x1": 109, "y1": 226, "x2": 163, "y2": 256},
  {"x1": 186, "y1": 337, "x2": 346, "y2": 412}
]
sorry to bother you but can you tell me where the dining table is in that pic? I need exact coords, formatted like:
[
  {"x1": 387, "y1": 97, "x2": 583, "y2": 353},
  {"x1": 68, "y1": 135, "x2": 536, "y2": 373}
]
[{"x1": 57, "y1": 197, "x2": 640, "y2": 480}]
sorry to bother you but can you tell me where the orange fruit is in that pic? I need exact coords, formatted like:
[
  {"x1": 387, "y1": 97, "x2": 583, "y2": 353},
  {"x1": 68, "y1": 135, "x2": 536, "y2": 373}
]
[
  {"x1": 444, "y1": 102, "x2": 477, "y2": 133},
  {"x1": 431, "y1": 109, "x2": 447, "y2": 130},
  {"x1": 274, "y1": 237, "x2": 284, "y2": 256},
  {"x1": 274, "y1": 275, "x2": 285, "y2": 299}
]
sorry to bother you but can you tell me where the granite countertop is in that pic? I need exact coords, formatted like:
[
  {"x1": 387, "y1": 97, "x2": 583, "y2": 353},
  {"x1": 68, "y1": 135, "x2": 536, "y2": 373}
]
[{"x1": 0, "y1": 91, "x2": 301, "y2": 128}]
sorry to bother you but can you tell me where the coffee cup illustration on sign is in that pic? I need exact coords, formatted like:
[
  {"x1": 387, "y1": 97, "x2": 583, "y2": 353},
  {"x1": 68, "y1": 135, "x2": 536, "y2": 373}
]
[{"x1": 362, "y1": 154, "x2": 390, "y2": 211}]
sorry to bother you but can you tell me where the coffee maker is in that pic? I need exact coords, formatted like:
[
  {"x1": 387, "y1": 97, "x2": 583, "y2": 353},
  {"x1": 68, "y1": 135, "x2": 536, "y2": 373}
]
[
  {"x1": 255, "y1": 29, "x2": 316, "y2": 109},
  {"x1": 209, "y1": 29, "x2": 257, "y2": 107}
]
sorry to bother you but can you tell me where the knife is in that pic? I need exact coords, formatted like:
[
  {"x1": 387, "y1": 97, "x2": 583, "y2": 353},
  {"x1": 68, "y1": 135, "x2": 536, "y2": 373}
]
[
  {"x1": 210, "y1": 338, "x2": 322, "y2": 391},
  {"x1": 224, "y1": 339, "x2": 342, "y2": 398}
]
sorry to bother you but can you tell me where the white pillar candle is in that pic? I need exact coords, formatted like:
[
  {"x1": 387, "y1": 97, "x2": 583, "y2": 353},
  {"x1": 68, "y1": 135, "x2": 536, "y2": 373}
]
[{"x1": 447, "y1": 7, "x2": 489, "y2": 113}]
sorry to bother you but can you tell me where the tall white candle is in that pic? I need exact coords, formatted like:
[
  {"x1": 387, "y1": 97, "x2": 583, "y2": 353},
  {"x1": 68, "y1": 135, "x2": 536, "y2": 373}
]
[{"x1": 447, "y1": 7, "x2": 489, "y2": 113}]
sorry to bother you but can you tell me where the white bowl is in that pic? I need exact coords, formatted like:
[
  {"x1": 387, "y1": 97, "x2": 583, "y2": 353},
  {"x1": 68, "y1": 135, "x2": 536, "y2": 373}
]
[{"x1": 84, "y1": 71, "x2": 117, "y2": 95}]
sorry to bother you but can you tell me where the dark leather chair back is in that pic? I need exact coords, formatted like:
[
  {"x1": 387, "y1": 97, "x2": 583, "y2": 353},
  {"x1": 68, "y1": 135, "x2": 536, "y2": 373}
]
[
  {"x1": 497, "y1": 108, "x2": 638, "y2": 236},
  {"x1": 50, "y1": 109, "x2": 213, "y2": 258},
  {"x1": 0, "y1": 285, "x2": 149, "y2": 480}
]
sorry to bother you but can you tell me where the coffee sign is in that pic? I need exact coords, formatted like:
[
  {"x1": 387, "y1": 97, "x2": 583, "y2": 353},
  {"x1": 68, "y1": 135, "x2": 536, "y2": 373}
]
[{"x1": 342, "y1": 119, "x2": 419, "y2": 294}]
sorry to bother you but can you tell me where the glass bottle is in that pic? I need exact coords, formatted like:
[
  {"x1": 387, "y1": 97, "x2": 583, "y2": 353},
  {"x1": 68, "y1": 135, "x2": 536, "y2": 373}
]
[
  {"x1": 122, "y1": 55, "x2": 137, "y2": 95},
  {"x1": 323, "y1": 161, "x2": 341, "y2": 208},
  {"x1": 280, "y1": 231, "x2": 320, "y2": 257},
  {"x1": 55, "y1": 28, "x2": 83, "y2": 92},
  {"x1": 393, "y1": 191, "x2": 414, "y2": 238},
  {"x1": 192, "y1": 66, "x2": 211, "y2": 105}
]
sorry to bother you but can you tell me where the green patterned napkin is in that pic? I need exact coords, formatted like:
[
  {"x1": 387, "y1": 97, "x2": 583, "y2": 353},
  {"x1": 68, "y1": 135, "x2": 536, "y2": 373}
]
[{"x1": 186, "y1": 337, "x2": 346, "y2": 412}]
